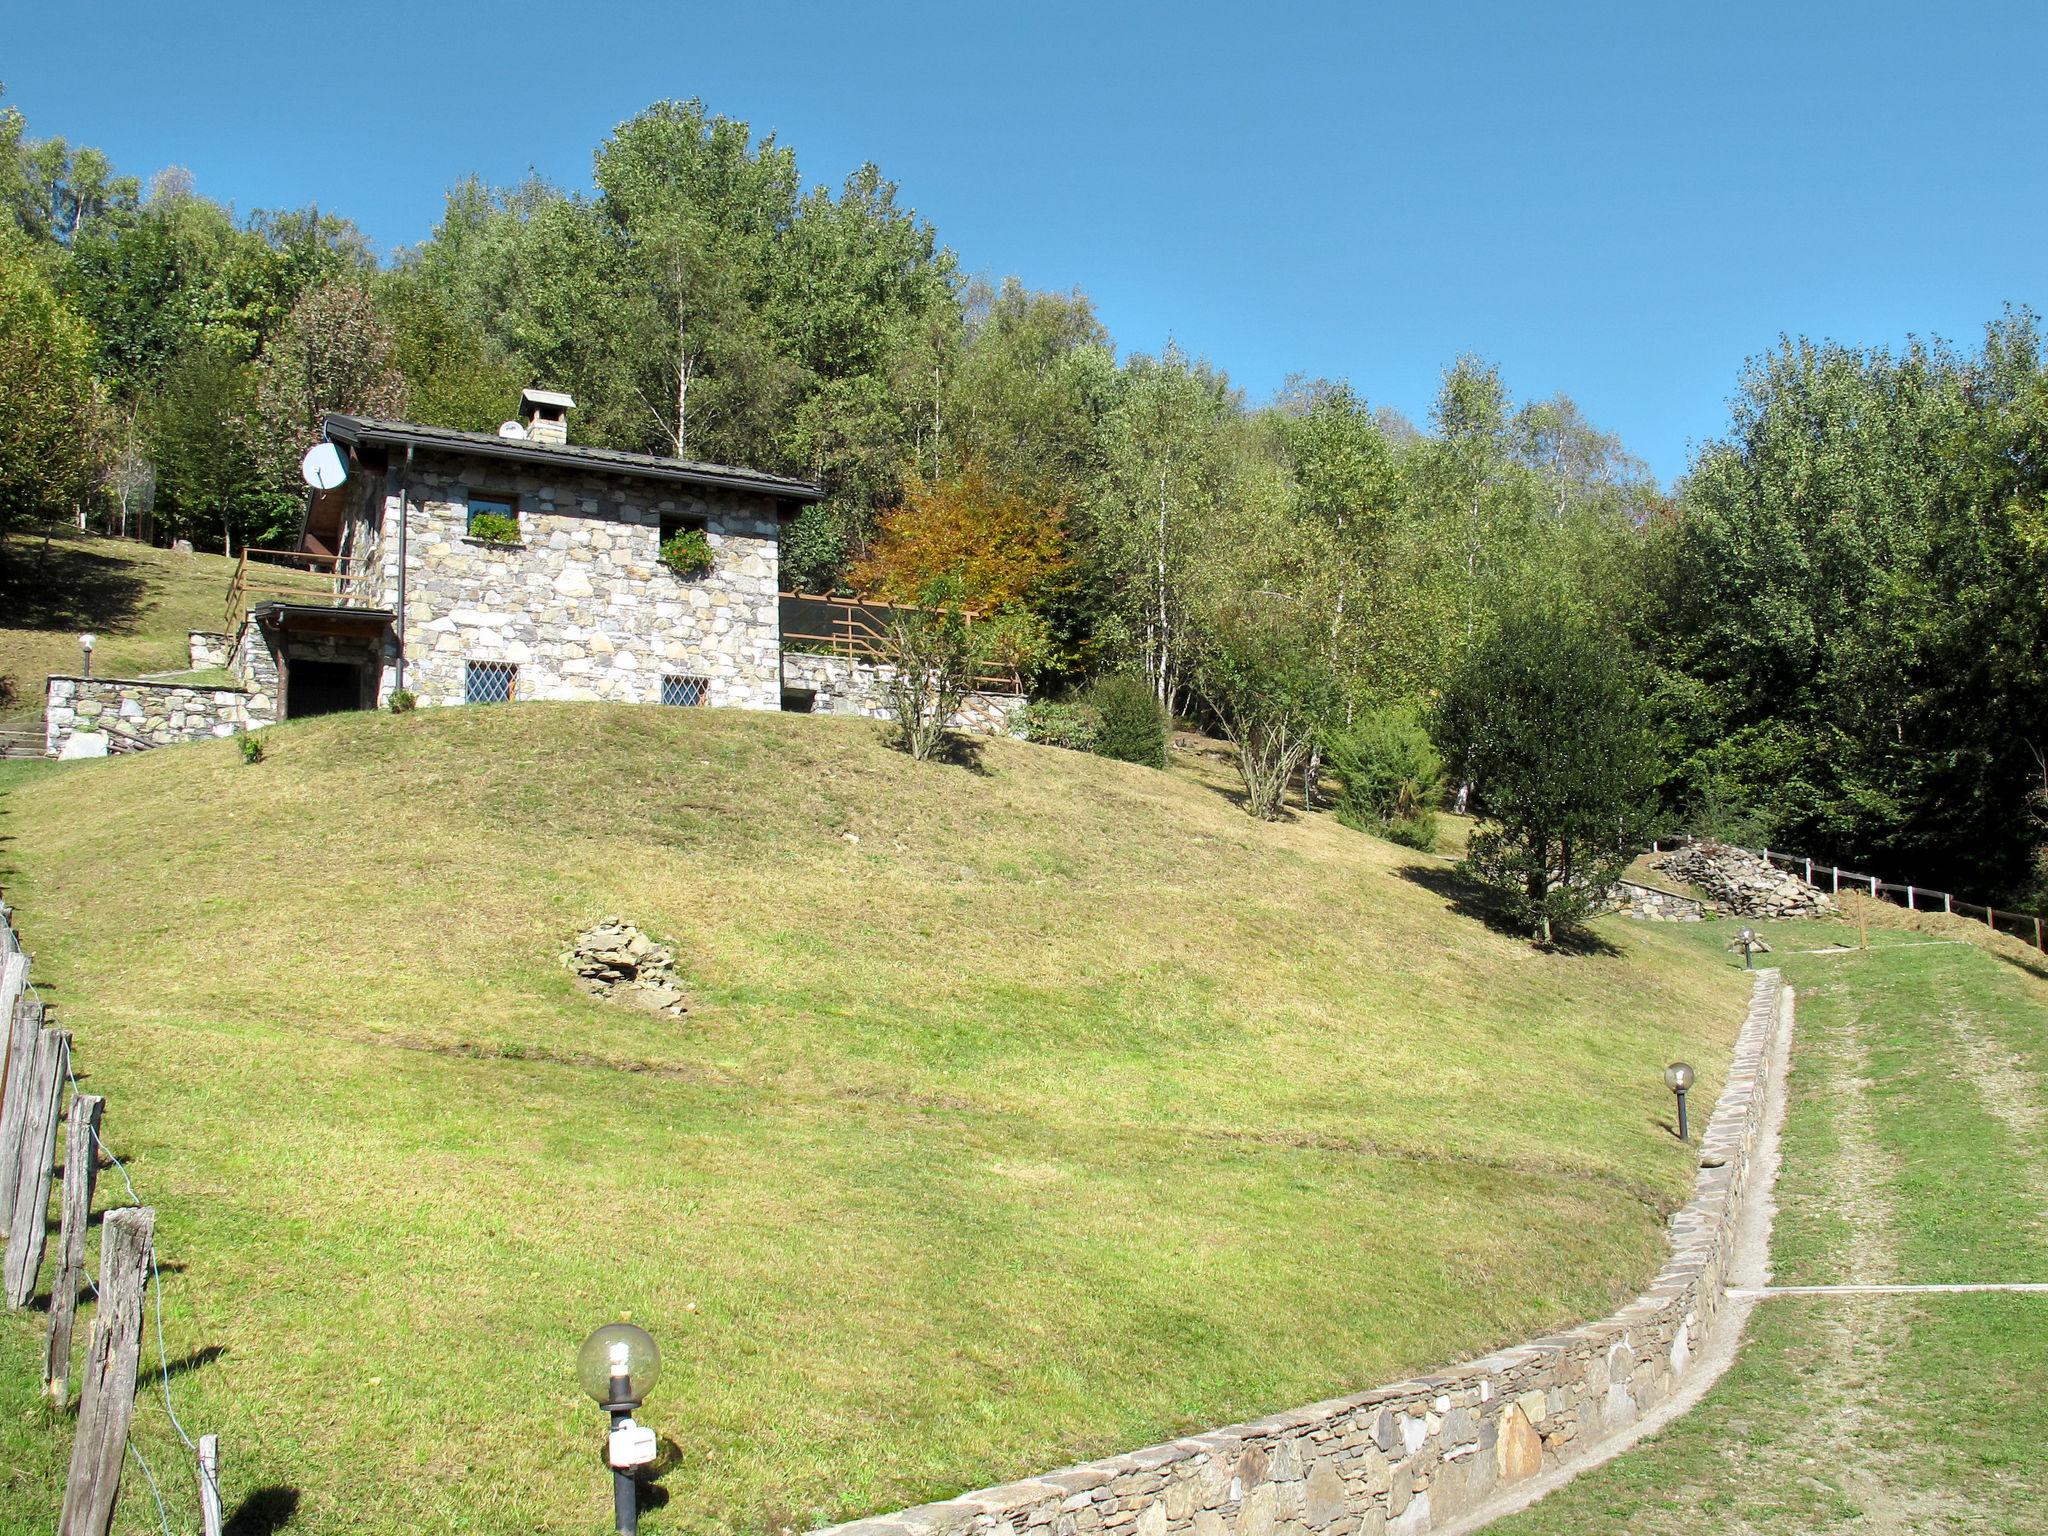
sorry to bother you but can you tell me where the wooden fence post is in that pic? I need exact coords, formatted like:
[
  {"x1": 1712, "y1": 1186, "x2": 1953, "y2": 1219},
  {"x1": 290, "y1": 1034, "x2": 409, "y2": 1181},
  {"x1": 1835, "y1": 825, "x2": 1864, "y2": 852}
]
[
  {"x1": 44, "y1": 1093, "x2": 105, "y2": 1405},
  {"x1": 0, "y1": 981, "x2": 37, "y2": 1235},
  {"x1": 5, "y1": 1027, "x2": 70, "y2": 1308},
  {"x1": 198, "y1": 1434, "x2": 224, "y2": 1536},
  {"x1": 57, "y1": 1205, "x2": 154, "y2": 1536}
]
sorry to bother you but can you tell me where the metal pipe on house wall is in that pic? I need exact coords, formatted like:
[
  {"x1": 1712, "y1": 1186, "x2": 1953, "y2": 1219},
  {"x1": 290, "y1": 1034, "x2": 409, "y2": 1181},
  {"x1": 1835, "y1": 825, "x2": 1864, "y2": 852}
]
[{"x1": 395, "y1": 444, "x2": 413, "y2": 693}]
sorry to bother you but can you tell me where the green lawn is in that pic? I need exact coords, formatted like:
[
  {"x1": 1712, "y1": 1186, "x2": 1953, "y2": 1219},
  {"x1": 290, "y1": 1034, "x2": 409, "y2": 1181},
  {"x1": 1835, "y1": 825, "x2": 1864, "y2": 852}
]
[
  {"x1": 0, "y1": 705, "x2": 1751, "y2": 1535},
  {"x1": 0, "y1": 525, "x2": 323, "y2": 731},
  {"x1": 1490, "y1": 925, "x2": 2048, "y2": 1535}
]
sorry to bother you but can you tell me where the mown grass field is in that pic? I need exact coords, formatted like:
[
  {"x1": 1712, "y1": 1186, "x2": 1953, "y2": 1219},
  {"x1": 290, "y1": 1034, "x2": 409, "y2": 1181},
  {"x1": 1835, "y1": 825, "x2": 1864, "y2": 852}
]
[
  {"x1": 0, "y1": 705, "x2": 1750, "y2": 1535},
  {"x1": 1492, "y1": 920, "x2": 2048, "y2": 1535},
  {"x1": 0, "y1": 526, "x2": 322, "y2": 732}
]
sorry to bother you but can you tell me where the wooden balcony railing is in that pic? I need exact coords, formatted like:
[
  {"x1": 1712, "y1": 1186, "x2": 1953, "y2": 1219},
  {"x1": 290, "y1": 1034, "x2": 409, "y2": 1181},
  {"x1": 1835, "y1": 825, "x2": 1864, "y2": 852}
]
[
  {"x1": 225, "y1": 550, "x2": 360, "y2": 628},
  {"x1": 778, "y1": 591, "x2": 1022, "y2": 694}
]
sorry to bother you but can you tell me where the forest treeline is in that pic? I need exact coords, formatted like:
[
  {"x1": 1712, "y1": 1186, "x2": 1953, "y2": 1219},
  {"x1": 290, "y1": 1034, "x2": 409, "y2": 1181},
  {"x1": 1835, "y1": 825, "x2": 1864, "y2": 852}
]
[{"x1": 2, "y1": 92, "x2": 2043, "y2": 906}]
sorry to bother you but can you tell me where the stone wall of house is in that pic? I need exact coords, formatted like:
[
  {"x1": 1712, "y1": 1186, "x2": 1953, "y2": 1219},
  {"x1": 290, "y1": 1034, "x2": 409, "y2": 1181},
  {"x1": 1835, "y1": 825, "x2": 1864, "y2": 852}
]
[
  {"x1": 365, "y1": 450, "x2": 783, "y2": 710},
  {"x1": 813, "y1": 972, "x2": 1789, "y2": 1536},
  {"x1": 187, "y1": 631, "x2": 232, "y2": 670},
  {"x1": 782, "y1": 651, "x2": 1028, "y2": 736},
  {"x1": 45, "y1": 676, "x2": 253, "y2": 757}
]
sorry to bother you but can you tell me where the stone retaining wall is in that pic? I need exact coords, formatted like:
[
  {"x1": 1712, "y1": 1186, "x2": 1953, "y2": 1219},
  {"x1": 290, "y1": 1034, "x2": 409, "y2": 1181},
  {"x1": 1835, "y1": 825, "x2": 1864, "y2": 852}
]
[
  {"x1": 815, "y1": 971, "x2": 1786, "y2": 1536},
  {"x1": 783, "y1": 651, "x2": 1027, "y2": 736},
  {"x1": 1609, "y1": 880, "x2": 1706, "y2": 922},
  {"x1": 45, "y1": 675, "x2": 252, "y2": 757},
  {"x1": 187, "y1": 631, "x2": 232, "y2": 670}
]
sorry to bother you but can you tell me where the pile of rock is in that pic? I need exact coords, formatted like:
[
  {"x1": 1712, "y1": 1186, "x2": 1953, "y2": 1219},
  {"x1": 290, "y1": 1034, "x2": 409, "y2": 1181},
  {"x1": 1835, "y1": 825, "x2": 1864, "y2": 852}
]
[
  {"x1": 563, "y1": 919, "x2": 689, "y2": 1016},
  {"x1": 1653, "y1": 842, "x2": 1835, "y2": 919}
]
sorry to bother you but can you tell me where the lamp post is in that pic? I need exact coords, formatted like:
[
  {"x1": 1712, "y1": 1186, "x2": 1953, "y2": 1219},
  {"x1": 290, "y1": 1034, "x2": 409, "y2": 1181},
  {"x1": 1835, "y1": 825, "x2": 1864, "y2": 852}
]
[
  {"x1": 1665, "y1": 1061, "x2": 1695, "y2": 1142},
  {"x1": 79, "y1": 633, "x2": 96, "y2": 678},
  {"x1": 578, "y1": 1323, "x2": 661, "y2": 1535}
]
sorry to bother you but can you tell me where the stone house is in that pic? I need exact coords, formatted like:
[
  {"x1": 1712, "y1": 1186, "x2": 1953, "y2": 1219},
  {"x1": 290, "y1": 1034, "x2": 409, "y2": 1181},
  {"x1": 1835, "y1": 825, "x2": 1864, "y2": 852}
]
[{"x1": 43, "y1": 390, "x2": 1027, "y2": 755}]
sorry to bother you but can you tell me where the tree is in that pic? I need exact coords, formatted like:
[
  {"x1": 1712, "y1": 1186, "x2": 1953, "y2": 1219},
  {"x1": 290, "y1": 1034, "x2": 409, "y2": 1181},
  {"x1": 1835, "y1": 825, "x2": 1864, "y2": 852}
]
[
  {"x1": 849, "y1": 460, "x2": 1067, "y2": 612},
  {"x1": 146, "y1": 344, "x2": 281, "y2": 555},
  {"x1": 1433, "y1": 601, "x2": 1658, "y2": 942},
  {"x1": 0, "y1": 242, "x2": 102, "y2": 541},
  {"x1": 247, "y1": 277, "x2": 407, "y2": 486},
  {"x1": 875, "y1": 578, "x2": 985, "y2": 763},
  {"x1": 1191, "y1": 582, "x2": 1346, "y2": 820}
]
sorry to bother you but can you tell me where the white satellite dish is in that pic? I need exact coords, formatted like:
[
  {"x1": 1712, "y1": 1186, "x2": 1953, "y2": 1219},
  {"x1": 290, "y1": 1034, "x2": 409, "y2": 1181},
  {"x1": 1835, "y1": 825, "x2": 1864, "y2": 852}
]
[
  {"x1": 498, "y1": 420, "x2": 528, "y2": 440},
  {"x1": 300, "y1": 441, "x2": 348, "y2": 490}
]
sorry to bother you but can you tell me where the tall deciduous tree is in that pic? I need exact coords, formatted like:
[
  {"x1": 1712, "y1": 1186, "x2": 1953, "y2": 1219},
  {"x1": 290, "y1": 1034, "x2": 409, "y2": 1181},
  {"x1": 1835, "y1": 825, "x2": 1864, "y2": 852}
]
[
  {"x1": 0, "y1": 239, "x2": 102, "y2": 541},
  {"x1": 248, "y1": 277, "x2": 408, "y2": 485}
]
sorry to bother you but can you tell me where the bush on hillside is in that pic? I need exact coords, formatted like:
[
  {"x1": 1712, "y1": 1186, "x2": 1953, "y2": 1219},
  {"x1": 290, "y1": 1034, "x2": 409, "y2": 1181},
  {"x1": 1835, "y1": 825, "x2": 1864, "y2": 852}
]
[
  {"x1": 1327, "y1": 710, "x2": 1443, "y2": 851},
  {"x1": 387, "y1": 689, "x2": 416, "y2": 713},
  {"x1": 1020, "y1": 699, "x2": 1102, "y2": 752},
  {"x1": 238, "y1": 734, "x2": 266, "y2": 764},
  {"x1": 1084, "y1": 675, "x2": 1167, "y2": 768}
]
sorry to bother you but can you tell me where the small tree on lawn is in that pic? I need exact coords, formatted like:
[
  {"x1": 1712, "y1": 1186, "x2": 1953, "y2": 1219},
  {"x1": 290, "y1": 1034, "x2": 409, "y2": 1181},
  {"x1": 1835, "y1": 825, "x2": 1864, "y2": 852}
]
[
  {"x1": 1192, "y1": 589, "x2": 1344, "y2": 820},
  {"x1": 1432, "y1": 601, "x2": 1658, "y2": 942},
  {"x1": 878, "y1": 578, "x2": 981, "y2": 763}
]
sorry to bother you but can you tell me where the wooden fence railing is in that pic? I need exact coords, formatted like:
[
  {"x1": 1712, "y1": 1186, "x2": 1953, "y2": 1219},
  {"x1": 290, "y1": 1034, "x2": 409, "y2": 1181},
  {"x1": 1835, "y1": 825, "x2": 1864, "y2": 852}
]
[
  {"x1": 1653, "y1": 837, "x2": 2048, "y2": 954},
  {"x1": 2, "y1": 894, "x2": 218, "y2": 1534},
  {"x1": 224, "y1": 549, "x2": 358, "y2": 629},
  {"x1": 778, "y1": 591, "x2": 1023, "y2": 694}
]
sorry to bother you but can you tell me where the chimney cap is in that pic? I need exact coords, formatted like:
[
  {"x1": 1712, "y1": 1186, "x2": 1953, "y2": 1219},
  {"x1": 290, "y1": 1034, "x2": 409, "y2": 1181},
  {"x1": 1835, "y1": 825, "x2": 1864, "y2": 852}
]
[{"x1": 521, "y1": 388, "x2": 576, "y2": 413}]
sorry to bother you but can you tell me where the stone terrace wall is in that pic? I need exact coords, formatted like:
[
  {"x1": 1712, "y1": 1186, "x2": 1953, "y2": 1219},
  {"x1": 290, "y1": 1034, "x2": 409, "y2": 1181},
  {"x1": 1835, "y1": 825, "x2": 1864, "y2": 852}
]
[
  {"x1": 45, "y1": 676, "x2": 252, "y2": 756},
  {"x1": 815, "y1": 971, "x2": 1787, "y2": 1536},
  {"x1": 188, "y1": 631, "x2": 232, "y2": 670},
  {"x1": 783, "y1": 651, "x2": 1027, "y2": 736}
]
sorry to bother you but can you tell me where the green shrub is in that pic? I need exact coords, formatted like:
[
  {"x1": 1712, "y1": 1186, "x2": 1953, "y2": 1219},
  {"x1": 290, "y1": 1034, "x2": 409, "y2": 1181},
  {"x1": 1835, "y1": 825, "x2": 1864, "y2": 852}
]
[
  {"x1": 467, "y1": 511, "x2": 521, "y2": 544},
  {"x1": 1327, "y1": 711, "x2": 1443, "y2": 848},
  {"x1": 1020, "y1": 700, "x2": 1102, "y2": 753},
  {"x1": 659, "y1": 527, "x2": 715, "y2": 579},
  {"x1": 238, "y1": 734, "x2": 266, "y2": 765},
  {"x1": 1084, "y1": 675, "x2": 1167, "y2": 768},
  {"x1": 387, "y1": 689, "x2": 416, "y2": 714}
]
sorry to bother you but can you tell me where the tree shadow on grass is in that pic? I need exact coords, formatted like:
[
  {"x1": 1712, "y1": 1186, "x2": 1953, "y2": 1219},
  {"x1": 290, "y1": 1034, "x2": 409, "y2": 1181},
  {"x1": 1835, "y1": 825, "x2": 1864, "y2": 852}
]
[
  {"x1": 223, "y1": 1486, "x2": 300, "y2": 1535},
  {"x1": 1396, "y1": 861, "x2": 1622, "y2": 957},
  {"x1": 0, "y1": 531, "x2": 151, "y2": 635}
]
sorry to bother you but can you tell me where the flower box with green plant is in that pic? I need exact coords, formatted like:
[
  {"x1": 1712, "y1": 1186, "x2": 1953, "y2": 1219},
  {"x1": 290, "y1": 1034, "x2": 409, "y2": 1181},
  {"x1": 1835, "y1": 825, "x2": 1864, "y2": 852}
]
[
  {"x1": 466, "y1": 511, "x2": 522, "y2": 545},
  {"x1": 659, "y1": 527, "x2": 715, "y2": 579}
]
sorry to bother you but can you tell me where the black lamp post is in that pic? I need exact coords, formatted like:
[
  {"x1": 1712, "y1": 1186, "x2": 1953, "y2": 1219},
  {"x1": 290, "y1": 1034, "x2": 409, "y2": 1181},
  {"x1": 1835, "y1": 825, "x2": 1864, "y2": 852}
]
[
  {"x1": 1665, "y1": 1061, "x2": 1695, "y2": 1142},
  {"x1": 578, "y1": 1323, "x2": 661, "y2": 1535}
]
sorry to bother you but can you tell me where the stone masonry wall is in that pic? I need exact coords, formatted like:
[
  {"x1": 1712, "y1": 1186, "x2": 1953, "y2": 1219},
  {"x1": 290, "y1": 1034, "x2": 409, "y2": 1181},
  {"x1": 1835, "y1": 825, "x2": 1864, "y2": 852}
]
[
  {"x1": 187, "y1": 631, "x2": 232, "y2": 670},
  {"x1": 45, "y1": 675, "x2": 252, "y2": 756},
  {"x1": 814, "y1": 971, "x2": 1788, "y2": 1536},
  {"x1": 369, "y1": 450, "x2": 783, "y2": 710},
  {"x1": 783, "y1": 651, "x2": 1028, "y2": 736}
]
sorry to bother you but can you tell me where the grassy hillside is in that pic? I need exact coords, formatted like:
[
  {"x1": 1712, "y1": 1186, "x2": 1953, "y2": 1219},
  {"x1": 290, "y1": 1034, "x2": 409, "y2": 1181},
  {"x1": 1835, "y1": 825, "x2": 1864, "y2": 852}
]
[
  {"x1": 0, "y1": 706, "x2": 1750, "y2": 1535},
  {"x1": 0, "y1": 526, "x2": 323, "y2": 731}
]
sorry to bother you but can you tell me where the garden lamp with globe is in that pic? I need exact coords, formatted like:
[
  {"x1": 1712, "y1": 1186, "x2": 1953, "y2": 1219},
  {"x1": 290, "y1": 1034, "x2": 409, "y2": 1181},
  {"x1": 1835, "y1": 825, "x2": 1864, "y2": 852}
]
[
  {"x1": 578, "y1": 1323, "x2": 661, "y2": 1535},
  {"x1": 79, "y1": 633, "x2": 95, "y2": 678},
  {"x1": 1665, "y1": 1061, "x2": 1696, "y2": 1142}
]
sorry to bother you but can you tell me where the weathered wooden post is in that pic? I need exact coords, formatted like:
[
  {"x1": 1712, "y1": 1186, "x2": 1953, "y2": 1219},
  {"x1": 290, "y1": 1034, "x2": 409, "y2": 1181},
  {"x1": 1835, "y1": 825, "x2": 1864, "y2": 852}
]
[
  {"x1": 198, "y1": 1433, "x2": 224, "y2": 1536},
  {"x1": 44, "y1": 1093, "x2": 105, "y2": 1404},
  {"x1": 4, "y1": 1026, "x2": 69, "y2": 1308},
  {"x1": 0, "y1": 980, "x2": 38, "y2": 1233},
  {"x1": 58, "y1": 1205, "x2": 155, "y2": 1536}
]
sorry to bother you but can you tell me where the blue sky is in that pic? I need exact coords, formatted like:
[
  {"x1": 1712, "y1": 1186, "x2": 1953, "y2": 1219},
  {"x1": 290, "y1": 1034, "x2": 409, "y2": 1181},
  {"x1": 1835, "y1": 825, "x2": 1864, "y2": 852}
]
[{"x1": 5, "y1": 1, "x2": 2042, "y2": 484}]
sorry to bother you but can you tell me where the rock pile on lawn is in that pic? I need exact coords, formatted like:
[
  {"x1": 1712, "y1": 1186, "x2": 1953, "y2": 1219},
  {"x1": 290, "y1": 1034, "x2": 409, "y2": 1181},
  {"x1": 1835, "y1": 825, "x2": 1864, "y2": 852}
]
[
  {"x1": 1653, "y1": 842, "x2": 1835, "y2": 919},
  {"x1": 564, "y1": 919, "x2": 689, "y2": 1016}
]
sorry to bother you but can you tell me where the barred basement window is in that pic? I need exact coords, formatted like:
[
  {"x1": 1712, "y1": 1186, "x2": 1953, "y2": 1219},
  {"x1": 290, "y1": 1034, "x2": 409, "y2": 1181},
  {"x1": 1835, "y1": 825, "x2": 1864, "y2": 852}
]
[
  {"x1": 661, "y1": 675, "x2": 708, "y2": 707},
  {"x1": 465, "y1": 660, "x2": 518, "y2": 704}
]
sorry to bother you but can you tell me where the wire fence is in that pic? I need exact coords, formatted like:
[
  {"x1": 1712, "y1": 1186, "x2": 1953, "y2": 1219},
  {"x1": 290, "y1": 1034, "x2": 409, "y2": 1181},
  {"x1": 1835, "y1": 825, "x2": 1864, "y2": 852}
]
[
  {"x1": 1653, "y1": 837, "x2": 2048, "y2": 954},
  {"x1": 3, "y1": 894, "x2": 218, "y2": 1534}
]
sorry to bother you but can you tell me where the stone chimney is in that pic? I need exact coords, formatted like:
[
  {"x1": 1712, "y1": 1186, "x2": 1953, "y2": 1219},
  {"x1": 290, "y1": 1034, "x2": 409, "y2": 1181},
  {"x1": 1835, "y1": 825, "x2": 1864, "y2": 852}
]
[{"x1": 519, "y1": 388, "x2": 575, "y2": 446}]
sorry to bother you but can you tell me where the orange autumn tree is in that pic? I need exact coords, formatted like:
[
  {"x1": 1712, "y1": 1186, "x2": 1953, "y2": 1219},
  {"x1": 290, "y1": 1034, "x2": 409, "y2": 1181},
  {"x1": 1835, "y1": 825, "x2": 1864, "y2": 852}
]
[{"x1": 851, "y1": 460, "x2": 1068, "y2": 610}]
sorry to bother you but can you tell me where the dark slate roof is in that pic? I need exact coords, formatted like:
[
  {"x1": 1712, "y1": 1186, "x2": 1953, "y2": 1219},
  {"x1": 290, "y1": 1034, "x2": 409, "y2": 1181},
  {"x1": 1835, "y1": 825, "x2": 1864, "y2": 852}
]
[{"x1": 322, "y1": 415, "x2": 827, "y2": 502}]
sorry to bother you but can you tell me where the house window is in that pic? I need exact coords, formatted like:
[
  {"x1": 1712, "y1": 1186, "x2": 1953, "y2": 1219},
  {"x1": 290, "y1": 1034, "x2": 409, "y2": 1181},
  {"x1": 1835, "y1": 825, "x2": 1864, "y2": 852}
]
[
  {"x1": 659, "y1": 512, "x2": 707, "y2": 545},
  {"x1": 466, "y1": 494, "x2": 518, "y2": 536},
  {"x1": 661, "y1": 675, "x2": 708, "y2": 707},
  {"x1": 465, "y1": 660, "x2": 518, "y2": 704}
]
